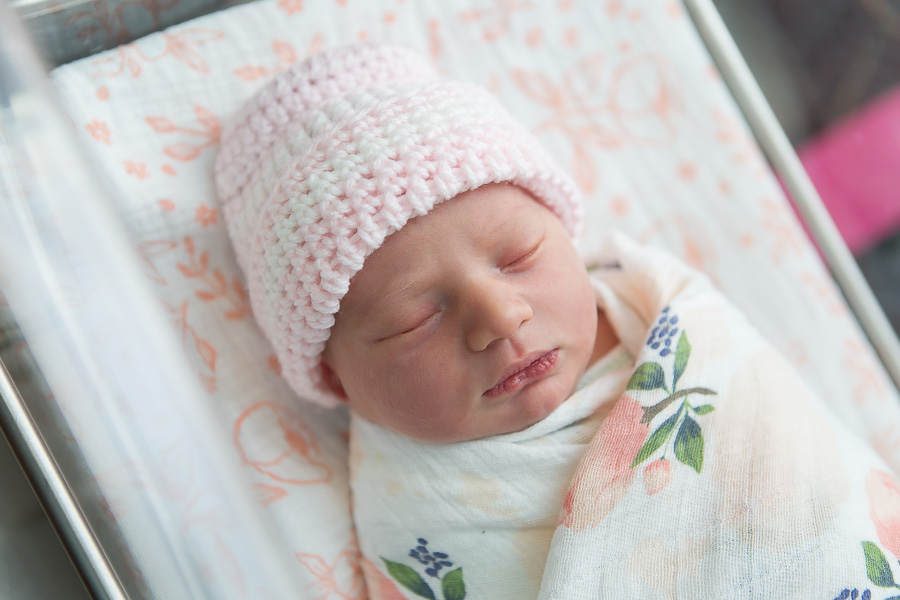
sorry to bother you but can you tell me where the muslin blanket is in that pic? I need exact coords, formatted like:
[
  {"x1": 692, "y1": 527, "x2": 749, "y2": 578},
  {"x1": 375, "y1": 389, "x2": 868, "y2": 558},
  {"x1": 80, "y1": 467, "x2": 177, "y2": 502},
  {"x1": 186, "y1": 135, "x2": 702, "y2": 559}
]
[{"x1": 352, "y1": 235, "x2": 900, "y2": 600}]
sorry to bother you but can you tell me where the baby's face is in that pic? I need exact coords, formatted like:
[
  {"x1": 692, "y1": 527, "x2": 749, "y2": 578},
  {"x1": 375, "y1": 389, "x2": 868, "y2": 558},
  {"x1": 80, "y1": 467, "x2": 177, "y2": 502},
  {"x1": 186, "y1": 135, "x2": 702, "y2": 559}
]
[{"x1": 323, "y1": 183, "x2": 599, "y2": 443}]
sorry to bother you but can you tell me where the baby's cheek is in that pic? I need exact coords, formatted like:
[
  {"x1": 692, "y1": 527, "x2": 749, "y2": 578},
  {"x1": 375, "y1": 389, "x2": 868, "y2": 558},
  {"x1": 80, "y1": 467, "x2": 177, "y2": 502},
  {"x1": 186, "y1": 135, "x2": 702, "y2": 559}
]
[
  {"x1": 555, "y1": 271, "x2": 595, "y2": 326},
  {"x1": 352, "y1": 333, "x2": 477, "y2": 440},
  {"x1": 401, "y1": 368, "x2": 459, "y2": 413},
  {"x1": 371, "y1": 356, "x2": 445, "y2": 412},
  {"x1": 338, "y1": 354, "x2": 398, "y2": 416}
]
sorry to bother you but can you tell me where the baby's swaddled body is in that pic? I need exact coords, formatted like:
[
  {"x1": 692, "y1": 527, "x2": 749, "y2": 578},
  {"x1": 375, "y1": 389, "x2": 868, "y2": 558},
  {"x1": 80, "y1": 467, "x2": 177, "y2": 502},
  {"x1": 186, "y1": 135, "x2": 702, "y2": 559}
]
[
  {"x1": 351, "y1": 334, "x2": 632, "y2": 599},
  {"x1": 353, "y1": 235, "x2": 899, "y2": 600}
]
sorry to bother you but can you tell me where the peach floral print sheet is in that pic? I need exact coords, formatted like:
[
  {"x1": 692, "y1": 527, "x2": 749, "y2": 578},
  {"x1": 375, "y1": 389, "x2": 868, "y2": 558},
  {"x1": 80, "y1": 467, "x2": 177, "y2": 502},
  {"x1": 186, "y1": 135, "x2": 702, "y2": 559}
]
[{"x1": 46, "y1": 0, "x2": 900, "y2": 596}]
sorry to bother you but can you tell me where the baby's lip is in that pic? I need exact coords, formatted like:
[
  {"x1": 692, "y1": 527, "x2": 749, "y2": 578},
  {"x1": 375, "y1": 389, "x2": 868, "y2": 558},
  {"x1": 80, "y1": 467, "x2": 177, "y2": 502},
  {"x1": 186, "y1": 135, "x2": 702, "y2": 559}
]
[{"x1": 483, "y1": 349, "x2": 559, "y2": 399}]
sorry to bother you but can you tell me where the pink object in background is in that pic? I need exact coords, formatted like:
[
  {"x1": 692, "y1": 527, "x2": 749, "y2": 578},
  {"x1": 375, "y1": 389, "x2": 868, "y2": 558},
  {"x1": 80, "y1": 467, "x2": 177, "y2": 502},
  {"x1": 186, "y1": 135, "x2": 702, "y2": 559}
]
[{"x1": 797, "y1": 86, "x2": 900, "y2": 256}]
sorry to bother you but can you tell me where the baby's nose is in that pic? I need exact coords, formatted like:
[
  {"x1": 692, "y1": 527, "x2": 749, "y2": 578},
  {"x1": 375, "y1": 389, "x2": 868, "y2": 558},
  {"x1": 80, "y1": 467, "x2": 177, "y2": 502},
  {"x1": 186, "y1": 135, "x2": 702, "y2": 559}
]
[{"x1": 464, "y1": 281, "x2": 533, "y2": 352}]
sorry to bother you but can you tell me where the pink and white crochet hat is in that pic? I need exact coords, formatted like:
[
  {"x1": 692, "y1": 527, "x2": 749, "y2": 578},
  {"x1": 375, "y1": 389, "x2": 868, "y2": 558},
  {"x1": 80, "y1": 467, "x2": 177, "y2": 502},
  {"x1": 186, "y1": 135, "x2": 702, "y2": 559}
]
[{"x1": 215, "y1": 43, "x2": 583, "y2": 407}]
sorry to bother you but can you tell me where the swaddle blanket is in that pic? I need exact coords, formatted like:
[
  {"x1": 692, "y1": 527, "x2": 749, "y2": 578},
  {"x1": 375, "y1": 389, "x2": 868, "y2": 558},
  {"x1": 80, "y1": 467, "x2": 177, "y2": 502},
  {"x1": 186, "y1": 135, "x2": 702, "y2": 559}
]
[
  {"x1": 352, "y1": 333, "x2": 634, "y2": 599},
  {"x1": 353, "y1": 234, "x2": 900, "y2": 600}
]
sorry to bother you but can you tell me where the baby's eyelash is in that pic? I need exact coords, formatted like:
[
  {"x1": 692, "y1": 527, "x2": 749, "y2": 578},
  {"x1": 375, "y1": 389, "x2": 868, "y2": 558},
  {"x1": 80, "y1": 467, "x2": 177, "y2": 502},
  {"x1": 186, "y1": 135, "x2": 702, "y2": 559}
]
[
  {"x1": 382, "y1": 311, "x2": 438, "y2": 341},
  {"x1": 401, "y1": 315, "x2": 429, "y2": 334},
  {"x1": 503, "y1": 237, "x2": 543, "y2": 270}
]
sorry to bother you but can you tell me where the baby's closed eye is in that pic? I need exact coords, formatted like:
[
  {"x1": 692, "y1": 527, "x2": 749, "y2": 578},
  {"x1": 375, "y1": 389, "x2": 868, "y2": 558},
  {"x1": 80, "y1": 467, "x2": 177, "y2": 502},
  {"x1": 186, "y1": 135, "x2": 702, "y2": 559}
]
[
  {"x1": 377, "y1": 309, "x2": 441, "y2": 342},
  {"x1": 501, "y1": 234, "x2": 544, "y2": 273}
]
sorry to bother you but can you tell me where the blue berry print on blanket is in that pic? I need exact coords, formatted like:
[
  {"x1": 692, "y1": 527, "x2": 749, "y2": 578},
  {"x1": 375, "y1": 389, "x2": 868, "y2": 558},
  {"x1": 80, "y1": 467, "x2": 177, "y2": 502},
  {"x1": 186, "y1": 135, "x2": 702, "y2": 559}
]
[
  {"x1": 628, "y1": 307, "x2": 717, "y2": 477},
  {"x1": 833, "y1": 589, "x2": 872, "y2": 600},
  {"x1": 381, "y1": 539, "x2": 466, "y2": 600}
]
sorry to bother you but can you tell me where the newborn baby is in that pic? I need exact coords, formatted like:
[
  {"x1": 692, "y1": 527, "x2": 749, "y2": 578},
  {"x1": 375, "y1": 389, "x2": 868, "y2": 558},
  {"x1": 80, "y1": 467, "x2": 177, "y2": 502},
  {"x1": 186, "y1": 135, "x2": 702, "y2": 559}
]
[
  {"x1": 217, "y1": 42, "x2": 900, "y2": 600},
  {"x1": 215, "y1": 40, "x2": 628, "y2": 595}
]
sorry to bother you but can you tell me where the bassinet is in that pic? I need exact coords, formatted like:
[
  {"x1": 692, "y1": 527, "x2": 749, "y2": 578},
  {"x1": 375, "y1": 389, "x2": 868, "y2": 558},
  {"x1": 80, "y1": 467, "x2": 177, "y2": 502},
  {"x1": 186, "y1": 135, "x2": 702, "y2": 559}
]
[{"x1": 2, "y1": 0, "x2": 900, "y2": 598}]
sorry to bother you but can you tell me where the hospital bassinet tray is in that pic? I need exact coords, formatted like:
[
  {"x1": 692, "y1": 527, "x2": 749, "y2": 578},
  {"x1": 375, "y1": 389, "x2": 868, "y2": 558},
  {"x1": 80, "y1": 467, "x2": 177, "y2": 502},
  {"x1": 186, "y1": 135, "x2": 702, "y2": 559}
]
[
  {"x1": 2, "y1": 0, "x2": 900, "y2": 598},
  {"x1": 12, "y1": 0, "x2": 231, "y2": 67}
]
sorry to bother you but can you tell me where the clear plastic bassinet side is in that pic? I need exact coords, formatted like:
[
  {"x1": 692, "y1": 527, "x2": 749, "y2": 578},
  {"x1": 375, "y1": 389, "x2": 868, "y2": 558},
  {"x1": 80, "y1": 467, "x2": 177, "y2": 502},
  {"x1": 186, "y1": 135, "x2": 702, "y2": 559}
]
[{"x1": 0, "y1": 7, "x2": 306, "y2": 599}]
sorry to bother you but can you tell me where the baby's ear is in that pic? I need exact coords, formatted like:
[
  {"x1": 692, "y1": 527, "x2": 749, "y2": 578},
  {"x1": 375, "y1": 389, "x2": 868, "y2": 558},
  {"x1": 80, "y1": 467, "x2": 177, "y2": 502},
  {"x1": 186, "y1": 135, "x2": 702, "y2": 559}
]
[{"x1": 320, "y1": 359, "x2": 348, "y2": 403}]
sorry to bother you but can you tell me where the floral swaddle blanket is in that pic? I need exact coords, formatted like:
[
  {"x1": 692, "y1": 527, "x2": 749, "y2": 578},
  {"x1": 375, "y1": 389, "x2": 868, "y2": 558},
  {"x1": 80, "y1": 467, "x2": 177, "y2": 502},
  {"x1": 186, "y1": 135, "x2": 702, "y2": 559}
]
[{"x1": 352, "y1": 235, "x2": 900, "y2": 600}]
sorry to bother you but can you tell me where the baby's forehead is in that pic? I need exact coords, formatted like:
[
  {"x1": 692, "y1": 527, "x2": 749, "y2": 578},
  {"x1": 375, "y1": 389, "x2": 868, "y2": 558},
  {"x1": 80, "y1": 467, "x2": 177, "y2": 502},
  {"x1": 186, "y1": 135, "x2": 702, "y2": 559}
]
[
  {"x1": 410, "y1": 184, "x2": 553, "y2": 235},
  {"x1": 361, "y1": 187, "x2": 544, "y2": 258},
  {"x1": 338, "y1": 191, "x2": 560, "y2": 310}
]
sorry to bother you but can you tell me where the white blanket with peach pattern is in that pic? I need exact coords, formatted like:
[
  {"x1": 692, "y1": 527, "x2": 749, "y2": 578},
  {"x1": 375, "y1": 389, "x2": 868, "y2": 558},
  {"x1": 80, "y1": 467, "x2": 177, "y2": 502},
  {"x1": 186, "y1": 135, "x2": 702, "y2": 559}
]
[{"x1": 353, "y1": 235, "x2": 900, "y2": 600}]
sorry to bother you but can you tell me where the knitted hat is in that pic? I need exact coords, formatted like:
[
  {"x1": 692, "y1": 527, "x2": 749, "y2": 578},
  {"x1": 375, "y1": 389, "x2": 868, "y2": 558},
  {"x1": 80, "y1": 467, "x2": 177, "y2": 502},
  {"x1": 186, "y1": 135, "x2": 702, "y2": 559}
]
[{"x1": 215, "y1": 43, "x2": 583, "y2": 407}]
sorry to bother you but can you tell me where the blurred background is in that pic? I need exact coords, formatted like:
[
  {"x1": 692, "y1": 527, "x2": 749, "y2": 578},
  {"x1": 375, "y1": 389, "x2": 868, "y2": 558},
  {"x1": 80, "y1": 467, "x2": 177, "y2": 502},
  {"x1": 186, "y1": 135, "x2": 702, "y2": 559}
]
[
  {"x1": 2, "y1": 0, "x2": 899, "y2": 597},
  {"x1": 716, "y1": 0, "x2": 900, "y2": 331}
]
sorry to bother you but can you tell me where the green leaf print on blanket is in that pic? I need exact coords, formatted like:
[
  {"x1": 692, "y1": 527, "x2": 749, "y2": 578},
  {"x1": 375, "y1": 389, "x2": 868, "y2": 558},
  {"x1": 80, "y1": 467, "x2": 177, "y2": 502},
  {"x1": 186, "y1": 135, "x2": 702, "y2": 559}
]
[
  {"x1": 382, "y1": 539, "x2": 466, "y2": 600},
  {"x1": 627, "y1": 306, "x2": 717, "y2": 485},
  {"x1": 382, "y1": 560, "x2": 437, "y2": 600},
  {"x1": 833, "y1": 541, "x2": 900, "y2": 600},
  {"x1": 859, "y1": 541, "x2": 900, "y2": 599}
]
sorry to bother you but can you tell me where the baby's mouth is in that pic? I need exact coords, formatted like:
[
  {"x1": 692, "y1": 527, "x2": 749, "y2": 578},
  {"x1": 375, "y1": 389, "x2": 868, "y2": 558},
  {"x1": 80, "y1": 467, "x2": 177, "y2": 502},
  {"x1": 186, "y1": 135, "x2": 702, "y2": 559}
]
[{"x1": 483, "y1": 349, "x2": 559, "y2": 399}]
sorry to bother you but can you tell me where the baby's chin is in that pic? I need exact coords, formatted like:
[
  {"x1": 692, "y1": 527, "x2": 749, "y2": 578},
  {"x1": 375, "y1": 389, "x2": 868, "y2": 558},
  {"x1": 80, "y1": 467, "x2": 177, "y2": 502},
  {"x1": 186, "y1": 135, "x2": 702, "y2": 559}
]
[
  {"x1": 479, "y1": 373, "x2": 577, "y2": 437},
  {"x1": 351, "y1": 370, "x2": 582, "y2": 443}
]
